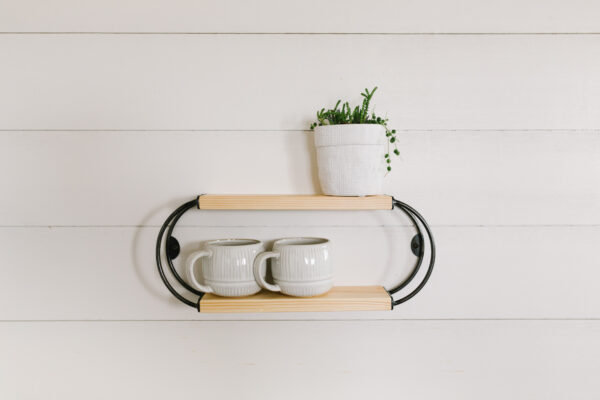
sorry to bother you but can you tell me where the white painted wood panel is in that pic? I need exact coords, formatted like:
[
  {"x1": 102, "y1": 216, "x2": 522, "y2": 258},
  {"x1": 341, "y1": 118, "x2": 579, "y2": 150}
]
[
  {"x1": 1, "y1": 35, "x2": 599, "y2": 130},
  {"x1": 1, "y1": 321, "x2": 598, "y2": 399},
  {"x1": 1, "y1": 131, "x2": 598, "y2": 226},
  {"x1": 1, "y1": 0, "x2": 598, "y2": 397},
  {"x1": 1, "y1": 226, "x2": 598, "y2": 320},
  {"x1": 1, "y1": 0, "x2": 599, "y2": 33}
]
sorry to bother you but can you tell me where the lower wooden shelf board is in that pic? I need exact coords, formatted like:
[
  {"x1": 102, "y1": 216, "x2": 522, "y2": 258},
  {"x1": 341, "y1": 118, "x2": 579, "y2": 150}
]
[{"x1": 198, "y1": 286, "x2": 392, "y2": 313}]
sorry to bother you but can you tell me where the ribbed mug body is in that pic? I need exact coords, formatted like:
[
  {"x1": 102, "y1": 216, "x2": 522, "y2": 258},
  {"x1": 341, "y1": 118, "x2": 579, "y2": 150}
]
[
  {"x1": 202, "y1": 239, "x2": 264, "y2": 297},
  {"x1": 271, "y1": 238, "x2": 333, "y2": 297}
]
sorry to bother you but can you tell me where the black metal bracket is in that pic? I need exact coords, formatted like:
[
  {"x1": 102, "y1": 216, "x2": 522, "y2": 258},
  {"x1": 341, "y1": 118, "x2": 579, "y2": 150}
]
[
  {"x1": 155, "y1": 195, "x2": 435, "y2": 310},
  {"x1": 155, "y1": 198, "x2": 204, "y2": 308},
  {"x1": 167, "y1": 236, "x2": 181, "y2": 260},
  {"x1": 410, "y1": 234, "x2": 422, "y2": 257},
  {"x1": 387, "y1": 198, "x2": 436, "y2": 307}
]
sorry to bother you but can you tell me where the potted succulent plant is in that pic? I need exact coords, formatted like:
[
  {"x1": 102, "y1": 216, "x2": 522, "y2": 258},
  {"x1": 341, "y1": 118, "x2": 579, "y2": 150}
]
[{"x1": 310, "y1": 87, "x2": 399, "y2": 196}]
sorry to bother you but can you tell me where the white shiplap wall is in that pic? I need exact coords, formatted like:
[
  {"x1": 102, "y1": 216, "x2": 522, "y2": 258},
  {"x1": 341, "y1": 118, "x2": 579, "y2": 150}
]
[{"x1": 1, "y1": 1, "x2": 599, "y2": 398}]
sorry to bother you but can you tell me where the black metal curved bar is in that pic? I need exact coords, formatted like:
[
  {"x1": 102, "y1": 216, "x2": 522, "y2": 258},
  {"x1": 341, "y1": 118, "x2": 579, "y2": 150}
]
[
  {"x1": 388, "y1": 198, "x2": 436, "y2": 306},
  {"x1": 155, "y1": 198, "x2": 201, "y2": 308},
  {"x1": 387, "y1": 204, "x2": 424, "y2": 295},
  {"x1": 165, "y1": 200, "x2": 205, "y2": 296}
]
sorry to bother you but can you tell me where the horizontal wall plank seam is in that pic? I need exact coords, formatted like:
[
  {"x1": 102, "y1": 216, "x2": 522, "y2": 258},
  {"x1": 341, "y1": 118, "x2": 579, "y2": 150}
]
[
  {"x1": 1, "y1": 225, "x2": 599, "y2": 228},
  {"x1": 1, "y1": 318, "x2": 599, "y2": 322},
  {"x1": 1, "y1": 129, "x2": 599, "y2": 133},
  {"x1": 1, "y1": 32, "x2": 600, "y2": 35}
]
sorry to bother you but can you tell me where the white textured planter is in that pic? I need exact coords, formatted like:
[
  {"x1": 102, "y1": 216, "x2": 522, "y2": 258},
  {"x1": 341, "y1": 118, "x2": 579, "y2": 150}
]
[{"x1": 314, "y1": 124, "x2": 386, "y2": 196}]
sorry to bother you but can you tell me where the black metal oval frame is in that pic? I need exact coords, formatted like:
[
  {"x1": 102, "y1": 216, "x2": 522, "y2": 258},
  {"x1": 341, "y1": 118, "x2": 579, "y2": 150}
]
[{"x1": 155, "y1": 196, "x2": 436, "y2": 309}]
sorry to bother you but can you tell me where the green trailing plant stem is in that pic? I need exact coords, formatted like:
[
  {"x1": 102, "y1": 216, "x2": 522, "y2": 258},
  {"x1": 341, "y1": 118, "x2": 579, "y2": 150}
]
[{"x1": 309, "y1": 87, "x2": 399, "y2": 172}]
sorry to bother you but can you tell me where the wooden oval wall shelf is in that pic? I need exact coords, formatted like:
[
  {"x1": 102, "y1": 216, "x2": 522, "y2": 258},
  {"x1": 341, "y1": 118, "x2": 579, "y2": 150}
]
[{"x1": 156, "y1": 194, "x2": 435, "y2": 313}]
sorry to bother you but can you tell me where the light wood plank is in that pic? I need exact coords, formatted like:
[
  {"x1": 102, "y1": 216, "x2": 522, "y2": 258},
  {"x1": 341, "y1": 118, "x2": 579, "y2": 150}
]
[
  {"x1": 1, "y1": 130, "x2": 598, "y2": 226},
  {"x1": 1, "y1": 36, "x2": 599, "y2": 130},
  {"x1": 1, "y1": 0, "x2": 598, "y2": 33},
  {"x1": 1, "y1": 226, "x2": 598, "y2": 320},
  {"x1": 198, "y1": 195, "x2": 393, "y2": 210},
  {"x1": 1, "y1": 321, "x2": 598, "y2": 399},
  {"x1": 199, "y1": 286, "x2": 392, "y2": 313}
]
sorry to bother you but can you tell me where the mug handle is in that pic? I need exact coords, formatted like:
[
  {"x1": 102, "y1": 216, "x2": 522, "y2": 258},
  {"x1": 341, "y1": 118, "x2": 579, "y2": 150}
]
[
  {"x1": 185, "y1": 250, "x2": 214, "y2": 293},
  {"x1": 253, "y1": 251, "x2": 281, "y2": 292}
]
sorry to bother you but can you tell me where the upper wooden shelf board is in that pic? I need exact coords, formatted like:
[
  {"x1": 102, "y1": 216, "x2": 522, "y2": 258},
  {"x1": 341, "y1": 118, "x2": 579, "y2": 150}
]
[
  {"x1": 197, "y1": 195, "x2": 393, "y2": 210},
  {"x1": 199, "y1": 286, "x2": 392, "y2": 313}
]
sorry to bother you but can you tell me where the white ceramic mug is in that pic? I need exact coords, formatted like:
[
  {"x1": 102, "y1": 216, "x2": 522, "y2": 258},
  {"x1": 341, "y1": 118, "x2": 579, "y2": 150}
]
[
  {"x1": 253, "y1": 237, "x2": 333, "y2": 297},
  {"x1": 186, "y1": 239, "x2": 264, "y2": 297}
]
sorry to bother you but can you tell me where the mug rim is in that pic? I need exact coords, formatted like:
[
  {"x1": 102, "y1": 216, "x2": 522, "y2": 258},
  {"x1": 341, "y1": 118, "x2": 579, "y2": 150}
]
[
  {"x1": 273, "y1": 237, "x2": 329, "y2": 247},
  {"x1": 206, "y1": 238, "x2": 261, "y2": 247}
]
